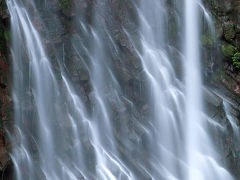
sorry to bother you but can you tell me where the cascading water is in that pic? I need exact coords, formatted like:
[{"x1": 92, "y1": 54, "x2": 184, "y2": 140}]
[
  {"x1": 6, "y1": 0, "x2": 236, "y2": 179},
  {"x1": 184, "y1": 1, "x2": 232, "y2": 179}
]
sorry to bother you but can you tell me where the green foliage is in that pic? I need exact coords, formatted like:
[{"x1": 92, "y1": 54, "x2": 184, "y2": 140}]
[
  {"x1": 232, "y1": 52, "x2": 240, "y2": 69},
  {"x1": 221, "y1": 43, "x2": 236, "y2": 57}
]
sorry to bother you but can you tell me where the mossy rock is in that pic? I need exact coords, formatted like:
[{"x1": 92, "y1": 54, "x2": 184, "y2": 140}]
[
  {"x1": 223, "y1": 24, "x2": 236, "y2": 42},
  {"x1": 58, "y1": 0, "x2": 71, "y2": 13},
  {"x1": 235, "y1": 34, "x2": 240, "y2": 50},
  {"x1": 58, "y1": 0, "x2": 71, "y2": 9},
  {"x1": 58, "y1": 0, "x2": 75, "y2": 17},
  {"x1": 221, "y1": 42, "x2": 237, "y2": 57}
]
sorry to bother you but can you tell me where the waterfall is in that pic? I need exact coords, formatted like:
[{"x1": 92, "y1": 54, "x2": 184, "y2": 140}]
[
  {"x1": 6, "y1": 0, "x2": 235, "y2": 179},
  {"x1": 184, "y1": 1, "x2": 232, "y2": 179}
]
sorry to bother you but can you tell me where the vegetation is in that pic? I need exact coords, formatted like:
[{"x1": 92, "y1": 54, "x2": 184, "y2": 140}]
[
  {"x1": 224, "y1": 24, "x2": 236, "y2": 42},
  {"x1": 232, "y1": 52, "x2": 240, "y2": 69},
  {"x1": 221, "y1": 43, "x2": 236, "y2": 57}
]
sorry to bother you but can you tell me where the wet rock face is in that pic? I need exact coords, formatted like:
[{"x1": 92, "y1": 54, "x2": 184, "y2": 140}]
[
  {"x1": 202, "y1": 0, "x2": 240, "y2": 178},
  {"x1": 0, "y1": 0, "x2": 12, "y2": 179},
  {"x1": 202, "y1": 0, "x2": 240, "y2": 89},
  {"x1": 0, "y1": 0, "x2": 239, "y2": 178},
  {"x1": 203, "y1": 87, "x2": 240, "y2": 177}
]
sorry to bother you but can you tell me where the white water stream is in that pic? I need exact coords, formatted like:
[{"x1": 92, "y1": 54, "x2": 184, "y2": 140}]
[{"x1": 7, "y1": 0, "x2": 235, "y2": 179}]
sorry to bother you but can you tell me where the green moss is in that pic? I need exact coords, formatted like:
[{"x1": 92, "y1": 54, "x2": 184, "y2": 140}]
[
  {"x1": 201, "y1": 34, "x2": 213, "y2": 46},
  {"x1": 4, "y1": 30, "x2": 10, "y2": 42},
  {"x1": 58, "y1": 0, "x2": 71, "y2": 10},
  {"x1": 221, "y1": 43, "x2": 236, "y2": 57},
  {"x1": 224, "y1": 24, "x2": 236, "y2": 42},
  {"x1": 232, "y1": 52, "x2": 240, "y2": 69}
]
